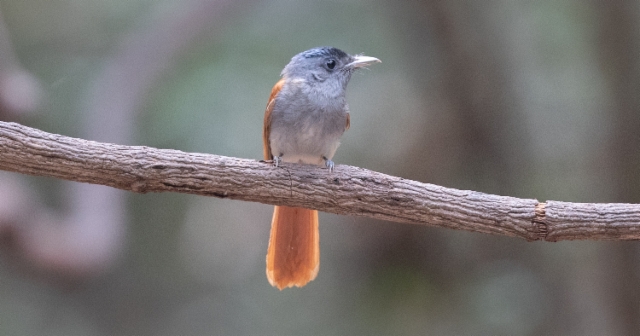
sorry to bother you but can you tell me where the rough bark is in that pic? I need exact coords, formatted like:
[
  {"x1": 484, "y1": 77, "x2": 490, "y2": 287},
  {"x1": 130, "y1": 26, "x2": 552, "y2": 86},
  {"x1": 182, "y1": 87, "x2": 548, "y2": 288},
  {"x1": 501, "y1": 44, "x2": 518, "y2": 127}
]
[{"x1": 2, "y1": 121, "x2": 640, "y2": 242}]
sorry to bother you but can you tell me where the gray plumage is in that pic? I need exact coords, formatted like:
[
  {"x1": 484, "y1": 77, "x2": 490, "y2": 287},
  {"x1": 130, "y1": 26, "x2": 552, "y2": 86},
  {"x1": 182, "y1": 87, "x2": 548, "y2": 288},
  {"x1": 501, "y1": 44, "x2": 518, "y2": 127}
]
[{"x1": 268, "y1": 47, "x2": 379, "y2": 168}]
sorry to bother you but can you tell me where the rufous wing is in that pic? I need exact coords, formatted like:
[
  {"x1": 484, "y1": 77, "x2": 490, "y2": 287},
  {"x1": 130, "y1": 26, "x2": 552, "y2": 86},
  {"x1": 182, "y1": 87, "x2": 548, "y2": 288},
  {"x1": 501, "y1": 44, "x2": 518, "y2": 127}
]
[
  {"x1": 345, "y1": 112, "x2": 350, "y2": 131},
  {"x1": 263, "y1": 78, "x2": 285, "y2": 160}
]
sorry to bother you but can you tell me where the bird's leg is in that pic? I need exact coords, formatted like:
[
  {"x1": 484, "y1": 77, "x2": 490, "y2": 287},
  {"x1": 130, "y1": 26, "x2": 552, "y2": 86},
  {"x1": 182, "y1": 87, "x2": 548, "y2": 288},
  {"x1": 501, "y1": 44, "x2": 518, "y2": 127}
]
[
  {"x1": 273, "y1": 155, "x2": 282, "y2": 168},
  {"x1": 323, "y1": 156, "x2": 334, "y2": 172}
]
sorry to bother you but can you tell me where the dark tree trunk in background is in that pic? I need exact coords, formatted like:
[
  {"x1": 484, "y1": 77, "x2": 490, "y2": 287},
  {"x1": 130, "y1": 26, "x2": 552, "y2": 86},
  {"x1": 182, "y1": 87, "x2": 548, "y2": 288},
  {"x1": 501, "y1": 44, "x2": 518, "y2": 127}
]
[
  {"x1": 385, "y1": 0, "x2": 640, "y2": 333},
  {"x1": 363, "y1": 0, "x2": 533, "y2": 289},
  {"x1": 410, "y1": 0, "x2": 523, "y2": 195},
  {"x1": 596, "y1": 0, "x2": 640, "y2": 333}
]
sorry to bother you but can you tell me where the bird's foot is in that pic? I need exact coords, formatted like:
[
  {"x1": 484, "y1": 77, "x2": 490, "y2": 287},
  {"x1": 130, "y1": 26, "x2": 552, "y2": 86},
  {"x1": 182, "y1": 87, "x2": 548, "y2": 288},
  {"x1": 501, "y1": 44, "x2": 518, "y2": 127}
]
[
  {"x1": 273, "y1": 156, "x2": 282, "y2": 167},
  {"x1": 324, "y1": 157, "x2": 335, "y2": 172}
]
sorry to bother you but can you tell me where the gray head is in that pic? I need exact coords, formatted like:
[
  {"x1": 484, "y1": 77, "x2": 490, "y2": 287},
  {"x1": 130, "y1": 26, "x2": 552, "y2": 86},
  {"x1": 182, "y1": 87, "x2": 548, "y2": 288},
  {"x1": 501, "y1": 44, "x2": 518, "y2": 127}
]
[{"x1": 281, "y1": 47, "x2": 380, "y2": 96}]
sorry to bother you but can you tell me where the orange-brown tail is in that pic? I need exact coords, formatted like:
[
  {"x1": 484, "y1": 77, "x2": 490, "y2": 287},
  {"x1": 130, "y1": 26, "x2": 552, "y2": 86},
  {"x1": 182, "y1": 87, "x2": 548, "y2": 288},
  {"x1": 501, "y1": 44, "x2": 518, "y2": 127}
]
[{"x1": 266, "y1": 206, "x2": 319, "y2": 290}]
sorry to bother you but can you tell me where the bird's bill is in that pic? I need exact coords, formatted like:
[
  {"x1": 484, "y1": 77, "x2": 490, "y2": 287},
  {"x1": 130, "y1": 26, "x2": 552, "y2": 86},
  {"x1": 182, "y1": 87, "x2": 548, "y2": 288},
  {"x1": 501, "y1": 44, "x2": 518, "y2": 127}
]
[{"x1": 347, "y1": 55, "x2": 381, "y2": 69}]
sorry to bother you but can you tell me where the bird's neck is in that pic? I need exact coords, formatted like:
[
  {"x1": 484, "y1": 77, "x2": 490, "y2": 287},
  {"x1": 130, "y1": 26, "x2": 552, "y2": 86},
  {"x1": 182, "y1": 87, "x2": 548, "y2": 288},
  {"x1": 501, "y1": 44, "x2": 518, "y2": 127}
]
[{"x1": 288, "y1": 77, "x2": 347, "y2": 110}]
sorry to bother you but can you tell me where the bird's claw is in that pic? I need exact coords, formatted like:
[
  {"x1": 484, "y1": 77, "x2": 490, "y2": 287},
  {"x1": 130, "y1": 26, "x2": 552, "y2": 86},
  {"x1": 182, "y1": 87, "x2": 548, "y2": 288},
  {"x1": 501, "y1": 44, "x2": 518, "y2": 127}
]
[
  {"x1": 324, "y1": 159, "x2": 335, "y2": 172},
  {"x1": 273, "y1": 156, "x2": 282, "y2": 167}
]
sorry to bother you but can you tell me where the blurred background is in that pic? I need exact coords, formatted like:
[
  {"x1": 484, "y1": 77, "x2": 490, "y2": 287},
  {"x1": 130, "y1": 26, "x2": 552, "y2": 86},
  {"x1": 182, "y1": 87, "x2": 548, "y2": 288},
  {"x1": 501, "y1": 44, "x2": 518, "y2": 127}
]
[{"x1": 0, "y1": 0, "x2": 639, "y2": 334}]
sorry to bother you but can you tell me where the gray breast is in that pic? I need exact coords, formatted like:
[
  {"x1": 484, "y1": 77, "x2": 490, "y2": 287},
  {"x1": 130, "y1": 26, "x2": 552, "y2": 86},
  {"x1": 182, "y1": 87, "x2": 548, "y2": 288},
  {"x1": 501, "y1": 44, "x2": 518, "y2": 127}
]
[{"x1": 268, "y1": 81, "x2": 347, "y2": 165}]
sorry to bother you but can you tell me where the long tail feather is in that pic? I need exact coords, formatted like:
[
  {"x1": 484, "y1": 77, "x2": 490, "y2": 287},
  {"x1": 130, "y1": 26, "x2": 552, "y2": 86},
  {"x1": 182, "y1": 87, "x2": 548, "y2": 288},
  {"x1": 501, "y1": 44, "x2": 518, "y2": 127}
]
[{"x1": 266, "y1": 206, "x2": 319, "y2": 290}]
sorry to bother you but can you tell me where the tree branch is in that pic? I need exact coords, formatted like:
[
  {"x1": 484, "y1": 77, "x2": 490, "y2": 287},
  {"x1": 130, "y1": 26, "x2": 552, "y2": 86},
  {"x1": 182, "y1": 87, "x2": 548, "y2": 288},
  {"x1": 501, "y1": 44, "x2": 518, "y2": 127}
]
[{"x1": 2, "y1": 121, "x2": 640, "y2": 241}]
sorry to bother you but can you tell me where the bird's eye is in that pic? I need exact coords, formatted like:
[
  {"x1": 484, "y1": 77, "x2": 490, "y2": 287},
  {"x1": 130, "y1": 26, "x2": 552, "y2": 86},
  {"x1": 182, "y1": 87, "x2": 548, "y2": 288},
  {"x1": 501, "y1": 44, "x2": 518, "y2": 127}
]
[{"x1": 326, "y1": 59, "x2": 336, "y2": 70}]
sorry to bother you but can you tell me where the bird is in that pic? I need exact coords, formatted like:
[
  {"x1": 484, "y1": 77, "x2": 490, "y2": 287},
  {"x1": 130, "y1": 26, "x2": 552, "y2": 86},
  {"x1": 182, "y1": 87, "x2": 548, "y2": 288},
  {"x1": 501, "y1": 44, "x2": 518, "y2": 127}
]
[{"x1": 262, "y1": 47, "x2": 380, "y2": 289}]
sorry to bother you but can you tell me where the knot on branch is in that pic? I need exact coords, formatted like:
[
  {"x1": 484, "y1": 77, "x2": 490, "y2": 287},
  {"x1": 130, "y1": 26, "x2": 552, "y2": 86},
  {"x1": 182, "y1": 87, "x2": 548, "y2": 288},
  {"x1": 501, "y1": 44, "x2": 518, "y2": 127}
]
[{"x1": 534, "y1": 202, "x2": 547, "y2": 240}]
